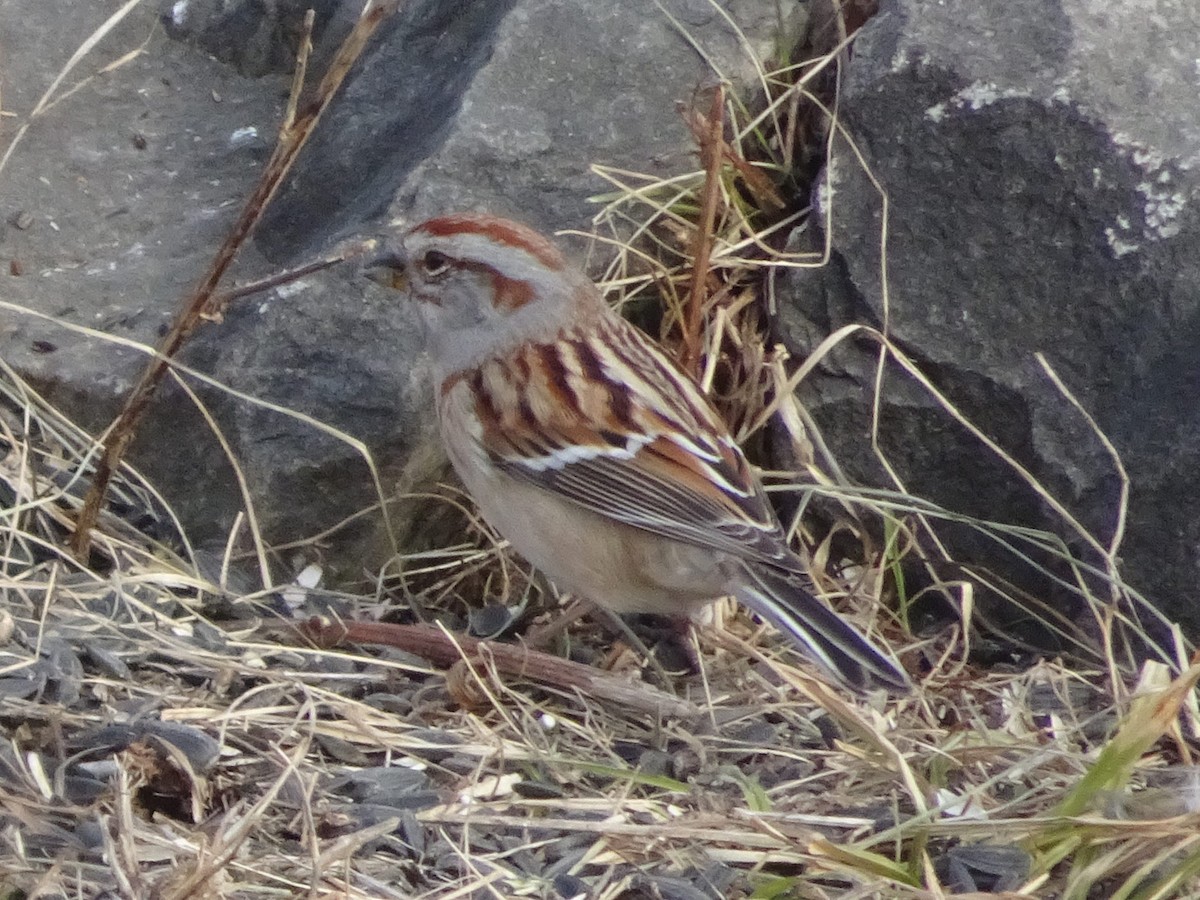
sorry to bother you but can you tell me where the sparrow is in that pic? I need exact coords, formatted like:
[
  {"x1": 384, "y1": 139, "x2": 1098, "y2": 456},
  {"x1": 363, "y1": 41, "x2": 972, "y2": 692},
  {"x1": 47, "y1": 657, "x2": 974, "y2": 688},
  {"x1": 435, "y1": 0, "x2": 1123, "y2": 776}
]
[{"x1": 365, "y1": 213, "x2": 908, "y2": 693}]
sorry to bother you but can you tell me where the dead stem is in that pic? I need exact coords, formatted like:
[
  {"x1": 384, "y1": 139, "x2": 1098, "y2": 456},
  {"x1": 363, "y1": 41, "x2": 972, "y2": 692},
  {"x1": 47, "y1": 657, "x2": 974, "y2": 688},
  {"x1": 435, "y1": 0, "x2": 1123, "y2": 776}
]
[
  {"x1": 69, "y1": 3, "x2": 397, "y2": 560},
  {"x1": 294, "y1": 617, "x2": 703, "y2": 720},
  {"x1": 680, "y1": 85, "x2": 726, "y2": 375}
]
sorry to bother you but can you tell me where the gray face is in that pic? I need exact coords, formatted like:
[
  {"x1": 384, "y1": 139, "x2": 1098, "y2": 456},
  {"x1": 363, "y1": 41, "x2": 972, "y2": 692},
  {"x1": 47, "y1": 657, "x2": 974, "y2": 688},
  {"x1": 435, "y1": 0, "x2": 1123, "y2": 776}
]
[
  {"x1": 364, "y1": 218, "x2": 598, "y2": 378},
  {"x1": 399, "y1": 232, "x2": 536, "y2": 375},
  {"x1": 404, "y1": 241, "x2": 500, "y2": 333},
  {"x1": 365, "y1": 235, "x2": 505, "y2": 364}
]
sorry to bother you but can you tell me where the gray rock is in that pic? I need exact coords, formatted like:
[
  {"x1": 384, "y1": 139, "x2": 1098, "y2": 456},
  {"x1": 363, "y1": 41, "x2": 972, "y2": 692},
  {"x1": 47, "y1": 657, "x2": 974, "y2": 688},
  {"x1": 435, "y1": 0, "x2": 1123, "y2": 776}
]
[
  {"x1": 937, "y1": 844, "x2": 1032, "y2": 894},
  {"x1": 2, "y1": 0, "x2": 291, "y2": 549},
  {"x1": 3, "y1": 0, "x2": 784, "y2": 580},
  {"x1": 258, "y1": 0, "x2": 782, "y2": 263},
  {"x1": 777, "y1": 0, "x2": 1200, "y2": 641},
  {"x1": 553, "y1": 873, "x2": 589, "y2": 900},
  {"x1": 160, "y1": 0, "x2": 349, "y2": 76}
]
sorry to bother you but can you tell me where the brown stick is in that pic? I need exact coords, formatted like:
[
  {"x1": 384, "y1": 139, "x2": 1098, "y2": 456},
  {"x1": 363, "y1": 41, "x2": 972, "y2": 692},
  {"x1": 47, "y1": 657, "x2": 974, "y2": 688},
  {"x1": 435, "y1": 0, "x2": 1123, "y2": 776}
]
[
  {"x1": 680, "y1": 102, "x2": 786, "y2": 214},
  {"x1": 680, "y1": 86, "x2": 726, "y2": 375},
  {"x1": 212, "y1": 240, "x2": 377, "y2": 307},
  {"x1": 68, "y1": 3, "x2": 397, "y2": 561},
  {"x1": 295, "y1": 618, "x2": 703, "y2": 721}
]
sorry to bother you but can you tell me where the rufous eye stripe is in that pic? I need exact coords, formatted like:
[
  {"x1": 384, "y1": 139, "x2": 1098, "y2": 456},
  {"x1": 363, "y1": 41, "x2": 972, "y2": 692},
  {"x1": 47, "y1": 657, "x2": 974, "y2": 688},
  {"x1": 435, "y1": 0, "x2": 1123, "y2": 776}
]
[
  {"x1": 487, "y1": 270, "x2": 537, "y2": 311},
  {"x1": 439, "y1": 259, "x2": 538, "y2": 312},
  {"x1": 417, "y1": 214, "x2": 566, "y2": 272}
]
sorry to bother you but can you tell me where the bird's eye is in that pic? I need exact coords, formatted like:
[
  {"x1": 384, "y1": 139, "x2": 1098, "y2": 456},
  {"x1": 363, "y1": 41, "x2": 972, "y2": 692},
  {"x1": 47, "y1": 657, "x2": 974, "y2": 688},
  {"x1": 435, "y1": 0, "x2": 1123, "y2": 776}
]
[{"x1": 419, "y1": 250, "x2": 451, "y2": 277}]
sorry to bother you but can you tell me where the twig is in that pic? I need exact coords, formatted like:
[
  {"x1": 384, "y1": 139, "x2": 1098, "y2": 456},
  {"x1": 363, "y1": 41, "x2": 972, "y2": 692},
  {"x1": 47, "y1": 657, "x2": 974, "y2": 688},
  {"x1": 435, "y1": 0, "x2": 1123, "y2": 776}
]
[
  {"x1": 680, "y1": 98, "x2": 786, "y2": 213},
  {"x1": 69, "y1": 3, "x2": 397, "y2": 561},
  {"x1": 294, "y1": 618, "x2": 703, "y2": 720},
  {"x1": 680, "y1": 85, "x2": 726, "y2": 375},
  {"x1": 212, "y1": 242, "x2": 377, "y2": 308}
]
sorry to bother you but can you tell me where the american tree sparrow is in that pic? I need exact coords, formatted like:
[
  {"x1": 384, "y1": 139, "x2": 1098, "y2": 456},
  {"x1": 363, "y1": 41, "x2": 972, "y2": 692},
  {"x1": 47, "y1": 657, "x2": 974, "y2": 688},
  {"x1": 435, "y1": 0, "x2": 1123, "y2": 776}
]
[{"x1": 366, "y1": 213, "x2": 908, "y2": 693}]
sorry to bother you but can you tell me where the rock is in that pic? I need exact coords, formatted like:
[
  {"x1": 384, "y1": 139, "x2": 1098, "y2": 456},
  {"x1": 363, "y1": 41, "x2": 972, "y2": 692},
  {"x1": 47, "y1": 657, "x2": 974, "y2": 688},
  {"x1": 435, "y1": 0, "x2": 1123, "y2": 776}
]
[
  {"x1": 3, "y1": 0, "x2": 787, "y2": 580},
  {"x1": 160, "y1": 0, "x2": 350, "y2": 77},
  {"x1": 554, "y1": 874, "x2": 590, "y2": 899},
  {"x1": 257, "y1": 0, "x2": 782, "y2": 261},
  {"x1": 936, "y1": 844, "x2": 1032, "y2": 894},
  {"x1": 2, "y1": 0, "x2": 291, "y2": 549},
  {"x1": 776, "y1": 0, "x2": 1200, "y2": 642}
]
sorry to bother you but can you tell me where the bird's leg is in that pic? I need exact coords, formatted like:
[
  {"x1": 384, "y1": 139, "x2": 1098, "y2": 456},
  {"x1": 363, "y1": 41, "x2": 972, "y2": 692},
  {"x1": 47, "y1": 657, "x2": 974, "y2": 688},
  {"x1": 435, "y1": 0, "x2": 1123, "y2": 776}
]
[
  {"x1": 667, "y1": 614, "x2": 704, "y2": 674},
  {"x1": 521, "y1": 595, "x2": 593, "y2": 649},
  {"x1": 523, "y1": 594, "x2": 684, "y2": 687}
]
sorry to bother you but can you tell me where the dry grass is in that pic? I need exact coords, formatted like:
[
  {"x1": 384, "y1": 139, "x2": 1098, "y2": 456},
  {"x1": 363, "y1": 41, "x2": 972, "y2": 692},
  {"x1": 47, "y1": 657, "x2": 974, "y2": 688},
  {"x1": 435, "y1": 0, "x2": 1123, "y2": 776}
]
[
  {"x1": 3, "y1": 358, "x2": 1200, "y2": 898},
  {"x1": 3, "y1": 2, "x2": 1200, "y2": 899}
]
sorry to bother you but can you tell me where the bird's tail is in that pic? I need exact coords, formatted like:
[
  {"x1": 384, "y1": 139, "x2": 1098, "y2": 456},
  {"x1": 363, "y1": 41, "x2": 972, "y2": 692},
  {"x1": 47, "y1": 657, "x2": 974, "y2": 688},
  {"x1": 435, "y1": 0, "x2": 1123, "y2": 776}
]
[{"x1": 733, "y1": 563, "x2": 909, "y2": 693}]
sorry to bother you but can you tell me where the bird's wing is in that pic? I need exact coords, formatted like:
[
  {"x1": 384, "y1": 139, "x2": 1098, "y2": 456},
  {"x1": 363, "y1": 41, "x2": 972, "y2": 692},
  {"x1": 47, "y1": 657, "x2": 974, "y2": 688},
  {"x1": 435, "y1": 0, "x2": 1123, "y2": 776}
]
[{"x1": 459, "y1": 315, "x2": 801, "y2": 571}]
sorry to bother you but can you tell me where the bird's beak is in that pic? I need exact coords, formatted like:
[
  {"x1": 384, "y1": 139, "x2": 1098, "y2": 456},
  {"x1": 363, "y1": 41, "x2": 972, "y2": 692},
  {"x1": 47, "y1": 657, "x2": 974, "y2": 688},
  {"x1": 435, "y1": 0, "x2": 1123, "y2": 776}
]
[{"x1": 362, "y1": 245, "x2": 409, "y2": 292}]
